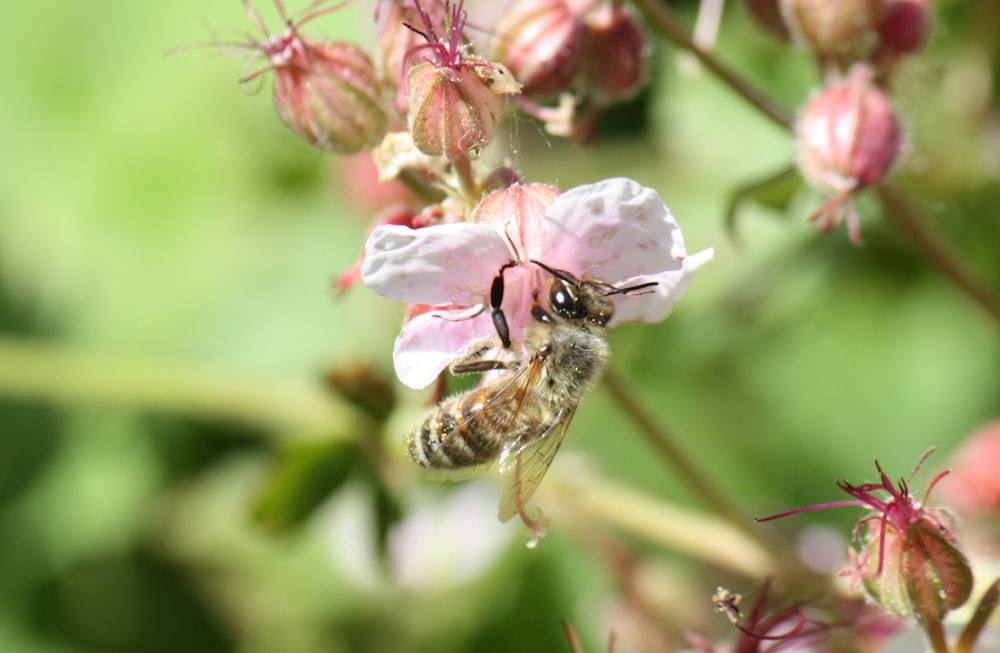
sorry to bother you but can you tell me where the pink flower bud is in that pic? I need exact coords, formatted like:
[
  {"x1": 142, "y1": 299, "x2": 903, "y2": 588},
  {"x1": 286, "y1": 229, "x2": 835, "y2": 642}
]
[
  {"x1": 233, "y1": 3, "x2": 389, "y2": 154},
  {"x1": 796, "y1": 65, "x2": 902, "y2": 241},
  {"x1": 876, "y1": 0, "x2": 930, "y2": 56},
  {"x1": 407, "y1": 61, "x2": 505, "y2": 159},
  {"x1": 270, "y1": 39, "x2": 388, "y2": 153},
  {"x1": 858, "y1": 517, "x2": 973, "y2": 624},
  {"x1": 492, "y1": 0, "x2": 586, "y2": 95},
  {"x1": 580, "y1": 2, "x2": 650, "y2": 105},
  {"x1": 780, "y1": 0, "x2": 879, "y2": 56},
  {"x1": 798, "y1": 66, "x2": 902, "y2": 191}
]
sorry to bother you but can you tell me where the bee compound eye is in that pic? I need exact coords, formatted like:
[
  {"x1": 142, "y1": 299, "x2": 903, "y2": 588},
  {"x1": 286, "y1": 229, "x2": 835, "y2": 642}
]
[{"x1": 550, "y1": 280, "x2": 583, "y2": 319}]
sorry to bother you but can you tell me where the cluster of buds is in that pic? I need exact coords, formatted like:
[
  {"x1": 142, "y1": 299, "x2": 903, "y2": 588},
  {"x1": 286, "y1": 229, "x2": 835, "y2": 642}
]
[
  {"x1": 741, "y1": 0, "x2": 930, "y2": 73},
  {"x1": 491, "y1": 0, "x2": 651, "y2": 141},
  {"x1": 212, "y1": 0, "x2": 667, "y2": 301},
  {"x1": 738, "y1": 0, "x2": 924, "y2": 241},
  {"x1": 220, "y1": 0, "x2": 655, "y2": 166}
]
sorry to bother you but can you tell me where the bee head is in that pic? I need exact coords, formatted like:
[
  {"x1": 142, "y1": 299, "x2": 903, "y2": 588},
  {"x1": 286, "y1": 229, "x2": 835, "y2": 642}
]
[{"x1": 532, "y1": 260, "x2": 646, "y2": 327}]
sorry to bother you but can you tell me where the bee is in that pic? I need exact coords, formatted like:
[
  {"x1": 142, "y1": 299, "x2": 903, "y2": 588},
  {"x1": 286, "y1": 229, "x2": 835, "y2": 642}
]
[{"x1": 406, "y1": 260, "x2": 655, "y2": 521}]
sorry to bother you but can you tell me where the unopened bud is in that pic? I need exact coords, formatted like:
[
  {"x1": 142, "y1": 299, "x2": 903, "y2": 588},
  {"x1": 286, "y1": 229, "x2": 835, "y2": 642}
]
[
  {"x1": 271, "y1": 39, "x2": 388, "y2": 153},
  {"x1": 876, "y1": 0, "x2": 930, "y2": 57},
  {"x1": 580, "y1": 3, "x2": 650, "y2": 105},
  {"x1": 780, "y1": 0, "x2": 879, "y2": 57},
  {"x1": 407, "y1": 62, "x2": 506, "y2": 159},
  {"x1": 492, "y1": 0, "x2": 586, "y2": 95},
  {"x1": 797, "y1": 66, "x2": 902, "y2": 193},
  {"x1": 860, "y1": 518, "x2": 973, "y2": 624}
]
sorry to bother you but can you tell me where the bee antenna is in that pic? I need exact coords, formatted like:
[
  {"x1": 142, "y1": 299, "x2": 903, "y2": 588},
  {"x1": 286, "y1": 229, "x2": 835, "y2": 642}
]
[
  {"x1": 605, "y1": 281, "x2": 658, "y2": 297},
  {"x1": 529, "y1": 259, "x2": 577, "y2": 284}
]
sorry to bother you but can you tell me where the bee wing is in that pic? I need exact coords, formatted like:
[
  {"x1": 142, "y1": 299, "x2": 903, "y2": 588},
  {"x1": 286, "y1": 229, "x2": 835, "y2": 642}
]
[
  {"x1": 424, "y1": 353, "x2": 547, "y2": 471},
  {"x1": 496, "y1": 406, "x2": 576, "y2": 523}
]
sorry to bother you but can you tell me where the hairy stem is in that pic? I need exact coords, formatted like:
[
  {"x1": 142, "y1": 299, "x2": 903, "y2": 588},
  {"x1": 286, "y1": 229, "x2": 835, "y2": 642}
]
[
  {"x1": 0, "y1": 336, "x2": 359, "y2": 434},
  {"x1": 877, "y1": 183, "x2": 1000, "y2": 328},
  {"x1": 629, "y1": 0, "x2": 794, "y2": 130},
  {"x1": 924, "y1": 617, "x2": 950, "y2": 653}
]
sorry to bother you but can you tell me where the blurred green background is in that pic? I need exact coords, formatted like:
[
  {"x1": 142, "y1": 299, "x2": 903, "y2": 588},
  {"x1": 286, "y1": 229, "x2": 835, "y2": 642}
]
[{"x1": 0, "y1": 0, "x2": 998, "y2": 652}]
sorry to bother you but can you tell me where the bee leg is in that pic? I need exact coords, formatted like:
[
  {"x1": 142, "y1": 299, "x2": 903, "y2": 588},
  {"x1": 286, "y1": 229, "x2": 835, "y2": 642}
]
[
  {"x1": 490, "y1": 261, "x2": 517, "y2": 349},
  {"x1": 451, "y1": 359, "x2": 515, "y2": 375}
]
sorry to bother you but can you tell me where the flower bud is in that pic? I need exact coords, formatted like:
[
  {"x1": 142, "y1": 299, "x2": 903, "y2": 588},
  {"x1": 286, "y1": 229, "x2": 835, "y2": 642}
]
[
  {"x1": 271, "y1": 38, "x2": 388, "y2": 154},
  {"x1": 876, "y1": 0, "x2": 930, "y2": 57},
  {"x1": 797, "y1": 66, "x2": 902, "y2": 193},
  {"x1": 580, "y1": 3, "x2": 650, "y2": 105},
  {"x1": 859, "y1": 517, "x2": 973, "y2": 624},
  {"x1": 407, "y1": 62, "x2": 505, "y2": 159},
  {"x1": 780, "y1": 0, "x2": 879, "y2": 57},
  {"x1": 492, "y1": 0, "x2": 586, "y2": 95}
]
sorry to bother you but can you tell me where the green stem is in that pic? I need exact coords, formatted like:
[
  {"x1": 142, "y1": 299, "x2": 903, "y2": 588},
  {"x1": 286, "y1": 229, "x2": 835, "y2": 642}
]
[
  {"x1": 629, "y1": 0, "x2": 794, "y2": 130},
  {"x1": 877, "y1": 183, "x2": 1000, "y2": 328},
  {"x1": 451, "y1": 154, "x2": 479, "y2": 202},
  {"x1": 924, "y1": 617, "x2": 951, "y2": 653},
  {"x1": 0, "y1": 336, "x2": 359, "y2": 435}
]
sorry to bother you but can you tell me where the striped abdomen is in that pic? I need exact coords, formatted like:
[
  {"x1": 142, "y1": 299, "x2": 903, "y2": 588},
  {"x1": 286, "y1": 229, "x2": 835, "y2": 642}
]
[{"x1": 406, "y1": 389, "x2": 504, "y2": 470}]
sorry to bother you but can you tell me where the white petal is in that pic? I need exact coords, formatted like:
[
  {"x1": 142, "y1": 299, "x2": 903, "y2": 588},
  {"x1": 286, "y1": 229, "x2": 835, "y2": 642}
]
[
  {"x1": 362, "y1": 223, "x2": 512, "y2": 306},
  {"x1": 609, "y1": 248, "x2": 714, "y2": 325},
  {"x1": 393, "y1": 310, "x2": 495, "y2": 389},
  {"x1": 536, "y1": 178, "x2": 687, "y2": 281}
]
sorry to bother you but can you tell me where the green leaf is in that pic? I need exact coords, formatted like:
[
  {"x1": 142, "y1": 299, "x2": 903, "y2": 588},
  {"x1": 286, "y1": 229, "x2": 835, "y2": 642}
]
[
  {"x1": 250, "y1": 439, "x2": 360, "y2": 534},
  {"x1": 725, "y1": 164, "x2": 801, "y2": 240}
]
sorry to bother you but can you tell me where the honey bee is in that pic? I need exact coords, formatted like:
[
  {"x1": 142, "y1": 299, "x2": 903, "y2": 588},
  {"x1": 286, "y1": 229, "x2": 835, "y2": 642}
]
[{"x1": 406, "y1": 260, "x2": 655, "y2": 522}]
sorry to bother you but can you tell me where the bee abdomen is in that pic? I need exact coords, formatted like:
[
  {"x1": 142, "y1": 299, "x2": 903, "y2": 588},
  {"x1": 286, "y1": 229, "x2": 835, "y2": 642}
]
[{"x1": 406, "y1": 397, "x2": 497, "y2": 469}]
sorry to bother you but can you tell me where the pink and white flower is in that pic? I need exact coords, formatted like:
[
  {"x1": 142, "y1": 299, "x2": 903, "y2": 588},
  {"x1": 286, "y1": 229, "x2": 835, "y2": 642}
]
[{"x1": 361, "y1": 177, "x2": 713, "y2": 388}]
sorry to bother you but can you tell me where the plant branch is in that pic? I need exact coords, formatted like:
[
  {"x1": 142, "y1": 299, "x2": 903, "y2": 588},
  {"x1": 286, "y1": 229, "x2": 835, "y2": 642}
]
[
  {"x1": 0, "y1": 336, "x2": 360, "y2": 435},
  {"x1": 629, "y1": 0, "x2": 794, "y2": 130},
  {"x1": 877, "y1": 183, "x2": 1000, "y2": 328},
  {"x1": 923, "y1": 616, "x2": 950, "y2": 653}
]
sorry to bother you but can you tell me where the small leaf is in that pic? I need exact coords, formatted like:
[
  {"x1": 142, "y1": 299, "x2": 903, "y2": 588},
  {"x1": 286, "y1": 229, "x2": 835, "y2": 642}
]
[
  {"x1": 725, "y1": 164, "x2": 802, "y2": 241},
  {"x1": 902, "y1": 518, "x2": 973, "y2": 623},
  {"x1": 251, "y1": 439, "x2": 360, "y2": 534}
]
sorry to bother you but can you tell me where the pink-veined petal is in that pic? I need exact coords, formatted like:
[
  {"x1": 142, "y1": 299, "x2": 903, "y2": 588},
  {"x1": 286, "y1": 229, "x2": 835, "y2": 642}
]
[
  {"x1": 362, "y1": 223, "x2": 512, "y2": 306},
  {"x1": 535, "y1": 178, "x2": 687, "y2": 280},
  {"x1": 609, "y1": 248, "x2": 714, "y2": 325},
  {"x1": 393, "y1": 309, "x2": 495, "y2": 388}
]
